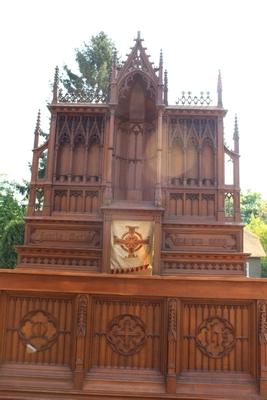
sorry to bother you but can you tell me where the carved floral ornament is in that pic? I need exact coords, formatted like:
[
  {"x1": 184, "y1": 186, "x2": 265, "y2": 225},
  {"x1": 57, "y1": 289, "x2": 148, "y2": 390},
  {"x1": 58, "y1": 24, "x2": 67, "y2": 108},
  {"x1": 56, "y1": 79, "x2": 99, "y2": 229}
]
[
  {"x1": 106, "y1": 314, "x2": 146, "y2": 356},
  {"x1": 18, "y1": 310, "x2": 58, "y2": 352},
  {"x1": 196, "y1": 316, "x2": 235, "y2": 358}
]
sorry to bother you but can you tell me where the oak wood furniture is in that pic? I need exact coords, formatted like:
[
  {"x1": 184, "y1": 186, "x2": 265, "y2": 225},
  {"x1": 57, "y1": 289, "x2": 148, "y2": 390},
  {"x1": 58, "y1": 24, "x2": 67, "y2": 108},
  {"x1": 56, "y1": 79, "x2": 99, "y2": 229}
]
[{"x1": 1, "y1": 33, "x2": 265, "y2": 400}]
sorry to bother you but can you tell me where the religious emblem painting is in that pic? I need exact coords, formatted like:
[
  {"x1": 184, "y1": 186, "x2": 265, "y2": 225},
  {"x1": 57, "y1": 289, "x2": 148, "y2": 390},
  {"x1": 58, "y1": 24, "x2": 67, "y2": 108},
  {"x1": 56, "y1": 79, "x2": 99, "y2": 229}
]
[{"x1": 110, "y1": 221, "x2": 154, "y2": 273}]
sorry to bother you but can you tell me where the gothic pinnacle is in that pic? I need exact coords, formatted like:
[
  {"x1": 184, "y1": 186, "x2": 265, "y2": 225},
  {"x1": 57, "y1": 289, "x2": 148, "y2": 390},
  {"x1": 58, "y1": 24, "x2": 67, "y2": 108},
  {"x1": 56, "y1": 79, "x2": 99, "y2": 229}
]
[
  {"x1": 52, "y1": 66, "x2": 59, "y2": 103},
  {"x1": 159, "y1": 49, "x2": 163, "y2": 83},
  {"x1": 34, "y1": 109, "x2": 41, "y2": 148},
  {"x1": 233, "y1": 114, "x2": 239, "y2": 153},
  {"x1": 217, "y1": 69, "x2": 223, "y2": 107},
  {"x1": 164, "y1": 70, "x2": 168, "y2": 106},
  {"x1": 233, "y1": 114, "x2": 239, "y2": 140}
]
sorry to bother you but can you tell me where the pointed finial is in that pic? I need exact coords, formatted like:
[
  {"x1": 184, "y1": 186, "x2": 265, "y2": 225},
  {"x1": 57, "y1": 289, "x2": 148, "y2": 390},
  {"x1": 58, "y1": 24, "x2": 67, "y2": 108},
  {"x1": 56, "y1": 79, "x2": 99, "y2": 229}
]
[
  {"x1": 234, "y1": 114, "x2": 239, "y2": 139},
  {"x1": 52, "y1": 66, "x2": 59, "y2": 103},
  {"x1": 34, "y1": 110, "x2": 41, "y2": 148},
  {"x1": 159, "y1": 49, "x2": 163, "y2": 66},
  {"x1": 159, "y1": 49, "x2": 163, "y2": 83},
  {"x1": 217, "y1": 69, "x2": 223, "y2": 107},
  {"x1": 111, "y1": 50, "x2": 117, "y2": 82},
  {"x1": 164, "y1": 70, "x2": 168, "y2": 106},
  {"x1": 233, "y1": 114, "x2": 239, "y2": 153},
  {"x1": 135, "y1": 31, "x2": 143, "y2": 43}
]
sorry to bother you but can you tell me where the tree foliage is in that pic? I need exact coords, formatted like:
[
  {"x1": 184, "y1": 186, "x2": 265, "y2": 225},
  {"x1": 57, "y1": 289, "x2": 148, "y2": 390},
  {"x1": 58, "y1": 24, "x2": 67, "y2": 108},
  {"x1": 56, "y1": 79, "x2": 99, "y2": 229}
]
[
  {"x1": 0, "y1": 178, "x2": 26, "y2": 268},
  {"x1": 241, "y1": 192, "x2": 267, "y2": 277},
  {"x1": 61, "y1": 31, "x2": 116, "y2": 102},
  {"x1": 240, "y1": 190, "x2": 267, "y2": 224}
]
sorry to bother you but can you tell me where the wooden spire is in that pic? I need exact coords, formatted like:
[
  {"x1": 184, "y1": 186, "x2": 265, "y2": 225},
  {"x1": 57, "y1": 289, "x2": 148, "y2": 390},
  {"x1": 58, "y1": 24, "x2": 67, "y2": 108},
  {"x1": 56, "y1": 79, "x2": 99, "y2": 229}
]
[
  {"x1": 233, "y1": 114, "x2": 239, "y2": 153},
  {"x1": 164, "y1": 70, "x2": 168, "y2": 106},
  {"x1": 159, "y1": 49, "x2": 163, "y2": 83},
  {"x1": 52, "y1": 66, "x2": 59, "y2": 103},
  {"x1": 217, "y1": 70, "x2": 223, "y2": 107},
  {"x1": 34, "y1": 109, "x2": 41, "y2": 149}
]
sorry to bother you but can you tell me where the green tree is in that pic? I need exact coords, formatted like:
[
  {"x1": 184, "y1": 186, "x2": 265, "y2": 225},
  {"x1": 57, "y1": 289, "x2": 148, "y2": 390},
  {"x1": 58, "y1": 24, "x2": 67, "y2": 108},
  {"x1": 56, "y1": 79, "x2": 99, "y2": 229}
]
[
  {"x1": 246, "y1": 216, "x2": 267, "y2": 277},
  {"x1": 240, "y1": 191, "x2": 267, "y2": 224},
  {"x1": 0, "y1": 178, "x2": 26, "y2": 268},
  {"x1": 61, "y1": 31, "x2": 116, "y2": 102}
]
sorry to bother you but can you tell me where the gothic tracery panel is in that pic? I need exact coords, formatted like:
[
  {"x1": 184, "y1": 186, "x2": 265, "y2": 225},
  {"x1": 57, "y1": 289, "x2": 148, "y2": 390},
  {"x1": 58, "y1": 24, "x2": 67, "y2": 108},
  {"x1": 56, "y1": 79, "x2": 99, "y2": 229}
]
[
  {"x1": 91, "y1": 297, "x2": 163, "y2": 371},
  {"x1": 4, "y1": 294, "x2": 73, "y2": 366},
  {"x1": 182, "y1": 301, "x2": 251, "y2": 372}
]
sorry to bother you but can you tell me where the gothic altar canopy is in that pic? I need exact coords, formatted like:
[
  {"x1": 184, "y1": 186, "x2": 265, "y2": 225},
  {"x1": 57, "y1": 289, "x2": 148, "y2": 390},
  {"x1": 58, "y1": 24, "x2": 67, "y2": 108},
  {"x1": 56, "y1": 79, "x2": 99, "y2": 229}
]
[
  {"x1": 16, "y1": 31, "x2": 244, "y2": 277},
  {"x1": 3, "y1": 33, "x2": 267, "y2": 400}
]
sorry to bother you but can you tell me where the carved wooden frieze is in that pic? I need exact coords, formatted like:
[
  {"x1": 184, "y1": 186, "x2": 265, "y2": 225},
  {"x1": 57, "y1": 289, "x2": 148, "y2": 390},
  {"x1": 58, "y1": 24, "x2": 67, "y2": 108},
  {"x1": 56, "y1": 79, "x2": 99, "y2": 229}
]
[
  {"x1": 30, "y1": 228, "x2": 101, "y2": 248},
  {"x1": 164, "y1": 232, "x2": 237, "y2": 252},
  {"x1": 18, "y1": 310, "x2": 58, "y2": 352},
  {"x1": 196, "y1": 316, "x2": 235, "y2": 358},
  {"x1": 106, "y1": 314, "x2": 146, "y2": 356},
  {"x1": 162, "y1": 260, "x2": 244, "y2": 274}
]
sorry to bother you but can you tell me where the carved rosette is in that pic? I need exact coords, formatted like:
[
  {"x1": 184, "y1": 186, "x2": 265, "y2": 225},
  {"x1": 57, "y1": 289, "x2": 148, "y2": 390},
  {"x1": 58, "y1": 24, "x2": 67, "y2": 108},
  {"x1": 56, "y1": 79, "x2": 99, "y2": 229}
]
[
  {"x1": 77, "y1": 295, "x2": 88, "y2": 337},
  {"x1": 196, "y1": 316, "x2": 235, "y2": 358},
  {"x1": 18, "y1": 310, "x2": 58, "y2": 352},
  {"x1": 259, "y1": 301, "x2": 267, "y2": 344},
  {"x1": 106, "y1": 314, "x2": 146, "y2": 356}
]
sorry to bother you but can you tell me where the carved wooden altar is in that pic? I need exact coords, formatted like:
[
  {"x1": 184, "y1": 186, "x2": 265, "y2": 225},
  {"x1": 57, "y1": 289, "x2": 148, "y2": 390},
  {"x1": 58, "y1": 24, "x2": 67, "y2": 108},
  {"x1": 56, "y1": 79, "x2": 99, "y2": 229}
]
[{"x1": 0, "y1": 33, "x2": 267, "y2": 399}]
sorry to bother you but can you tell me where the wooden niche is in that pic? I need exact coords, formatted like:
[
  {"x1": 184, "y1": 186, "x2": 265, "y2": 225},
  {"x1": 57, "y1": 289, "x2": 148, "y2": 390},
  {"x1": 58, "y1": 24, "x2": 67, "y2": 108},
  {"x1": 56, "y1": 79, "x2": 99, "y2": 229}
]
[{"x1": 113, "y1": 73, "x2": 157, "y2": 201}]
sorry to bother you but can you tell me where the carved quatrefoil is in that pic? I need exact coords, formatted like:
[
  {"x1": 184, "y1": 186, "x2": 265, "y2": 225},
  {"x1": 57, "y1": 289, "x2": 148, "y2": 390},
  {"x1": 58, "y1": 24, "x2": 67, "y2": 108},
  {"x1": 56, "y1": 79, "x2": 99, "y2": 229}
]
[
  {"x1": 18, "y1": 310, "x2": 58, "y2": 352},
  {"x1": 196, "y1": 316, "x2": 235, "y2": 358},
  {"x1": 106, "y1": 314, "x2": 146, "y2": 356}
]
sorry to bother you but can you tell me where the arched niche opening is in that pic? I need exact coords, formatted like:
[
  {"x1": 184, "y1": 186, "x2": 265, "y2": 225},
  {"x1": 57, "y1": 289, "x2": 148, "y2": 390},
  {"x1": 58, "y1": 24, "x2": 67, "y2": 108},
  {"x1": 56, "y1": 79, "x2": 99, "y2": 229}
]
[
  {"x1": 56, "y1": 132, "x2": 71, "y2": 182},
  {"x1": 87, "y1": 138, "x2": 101, "y2": 182},
  {"x1": 114, "y1": 73, "x2": 157, "y2": 201},
  {"x1": 170, "y1": 139, "x2": 184, "y2": 185},
  {"x1": 72, "y1": 134, "x2": 85, "y2": 182},
  {"x1": 186, "y1": 142, "x2": 198, "y2": 185},
  {"x1": 202, "y1": 141, "x2": 215, "y2": 186}
]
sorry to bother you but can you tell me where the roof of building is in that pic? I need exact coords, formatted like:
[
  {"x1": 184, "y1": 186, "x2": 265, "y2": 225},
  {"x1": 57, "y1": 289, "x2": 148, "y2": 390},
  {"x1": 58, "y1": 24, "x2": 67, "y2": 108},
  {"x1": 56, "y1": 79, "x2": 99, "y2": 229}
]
[{"x1": 244, "y1": 230, "x2": 266, "y2": 258}]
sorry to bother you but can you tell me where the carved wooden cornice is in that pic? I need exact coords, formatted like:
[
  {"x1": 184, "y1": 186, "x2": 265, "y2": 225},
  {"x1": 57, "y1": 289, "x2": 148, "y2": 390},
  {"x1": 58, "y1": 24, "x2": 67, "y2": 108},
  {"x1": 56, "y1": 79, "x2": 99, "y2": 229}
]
[{"x1": 164, "y1": 106, "x2": 227, "y2": 117}]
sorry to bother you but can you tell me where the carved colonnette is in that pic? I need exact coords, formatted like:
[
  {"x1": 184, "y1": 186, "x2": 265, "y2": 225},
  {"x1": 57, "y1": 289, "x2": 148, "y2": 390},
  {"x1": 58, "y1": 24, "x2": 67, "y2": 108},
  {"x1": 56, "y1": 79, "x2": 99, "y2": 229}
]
[{"x1": 73, "y1": 294, "x2": 90, "y2": 388}]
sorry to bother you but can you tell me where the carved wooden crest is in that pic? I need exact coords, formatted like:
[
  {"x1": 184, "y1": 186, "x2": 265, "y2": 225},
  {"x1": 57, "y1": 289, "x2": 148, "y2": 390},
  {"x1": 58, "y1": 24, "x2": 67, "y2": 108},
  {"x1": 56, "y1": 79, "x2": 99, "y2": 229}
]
[
  {"x1": 196, "y1": 316, "x2": 235, "y2": 358},
  {"x1": 106, "y1": 314, "x2": 146, "y2": 356},
  {"x1": 18, "y1": 310, "x2": 58, "y2": 352}
]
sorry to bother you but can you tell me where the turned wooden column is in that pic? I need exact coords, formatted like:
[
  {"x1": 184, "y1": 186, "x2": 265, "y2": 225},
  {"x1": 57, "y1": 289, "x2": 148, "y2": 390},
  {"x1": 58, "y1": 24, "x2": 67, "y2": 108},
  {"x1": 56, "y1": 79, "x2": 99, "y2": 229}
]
[
  {"x1": 46, "y1": 112, "x2": 57, "y2": 182},
  {"x1": 155, "y1": 108, "x2": 163, "y2": 206},
  {"x1": 217, "y1": 116, "x2": 225, "y2": 222},
  {"x1": 104, "y1": 108, "x2": 115, "y2": 204}
]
